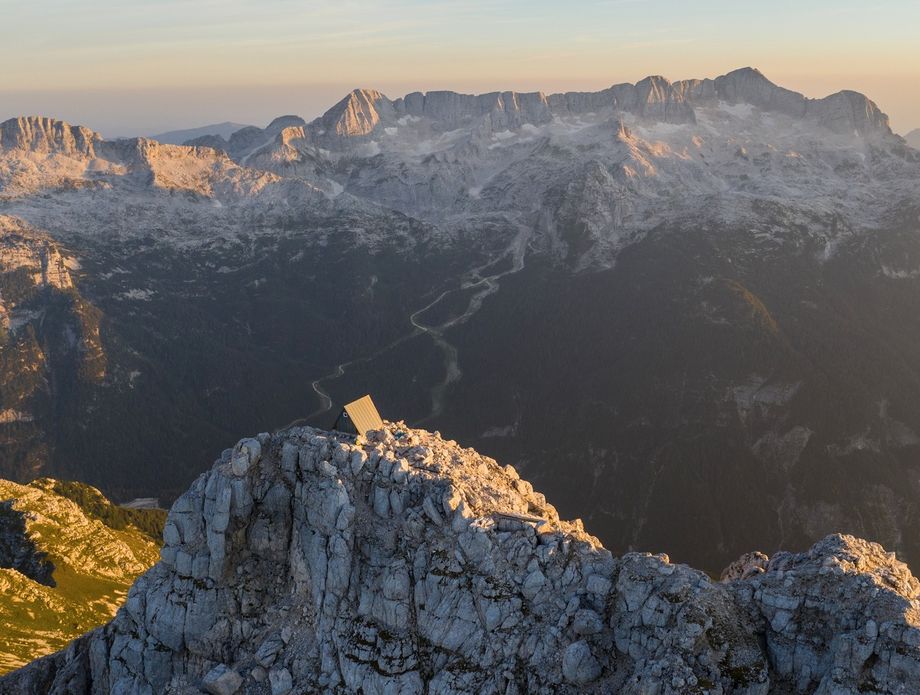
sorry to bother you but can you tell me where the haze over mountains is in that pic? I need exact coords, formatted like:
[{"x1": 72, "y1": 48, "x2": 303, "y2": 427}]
[
  {"x1": 148, "y1": 122, "x2": 252, "y2": 146},
  {"x1": 1, "y1": 67, "x2": 920, "y2": 576},
  {"x1": 906, "y1": 128, "x2": 920, "y2": 149}
]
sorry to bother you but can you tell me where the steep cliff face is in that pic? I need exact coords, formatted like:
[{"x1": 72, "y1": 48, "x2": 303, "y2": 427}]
[
  {"x1": 320, "y1": 89, "x2": 393, "y2": 138},
  {"x1": 0, "y1": 217, "x2": 109, "y2": 480},
  {"x1": 227, "y1": 67, "x2": 893, "y2": 155},
  {"x1": 0, "y1": 117, "x2": 101, "y2": 158},
  {"x1": 3, "y1": 423, "x2": 919, "y2": 694}
]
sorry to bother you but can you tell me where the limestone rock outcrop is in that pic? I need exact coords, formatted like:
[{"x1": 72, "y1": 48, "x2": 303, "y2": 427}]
[
  {"x1": 710, "y1": 67, "x2": 809, "y2": 118},
  {"x1": 0, "y1": 216, "x2": 77, "y2": 290},
  {"x1": 805, "y1": 89, "x2": 891, "y2": 136},
  {"x1": 321, "y1": 89, "x2": 394, "y2": 138},
  {"x1": 300, "y1": 67, "x2": 892, "y2": 144},
  {"x1": 0, "y1": 216, "x2": 107, "y2": 387},
  {"x1": 2, "y1": 422, "x2": 919, "y2": 694},
  {"x1": 0, "y1": 117, "x2": 100, "y2": 157},
  {"x1": 0, "y1": 478, "x2": 161, "y2": 673}
]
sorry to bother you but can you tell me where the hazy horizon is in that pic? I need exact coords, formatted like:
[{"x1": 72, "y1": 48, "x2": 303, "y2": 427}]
[{"x1": 1, "y1": 1, "x2": 919, "y2": 137}]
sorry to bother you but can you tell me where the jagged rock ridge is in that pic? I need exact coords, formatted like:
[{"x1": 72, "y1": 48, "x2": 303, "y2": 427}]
[
  {"x1": 0, "y1": 120, "x2": 332, "y2": 202},
  {"x1": 288, "y1": 68, "x2": 890, "y2": 145},
  {"x1": 0, "y1": 117, "x2": 101, "y2": 157},
  {"x1": 319, "y1": 67, "x2": 890, "y2": 141},
  {"x1": 3, "y1": 423, "x2": 919, "y2": 694}
]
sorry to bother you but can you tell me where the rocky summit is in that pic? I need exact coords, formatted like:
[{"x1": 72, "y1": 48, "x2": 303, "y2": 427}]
[{"x1": 2, "y1": 423, "x2": 919, "y2": 694}]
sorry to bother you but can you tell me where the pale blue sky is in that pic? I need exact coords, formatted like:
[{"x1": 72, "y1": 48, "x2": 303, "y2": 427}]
[{"x1": 1, "y1": 0, "x2": 918, "y2": 135}]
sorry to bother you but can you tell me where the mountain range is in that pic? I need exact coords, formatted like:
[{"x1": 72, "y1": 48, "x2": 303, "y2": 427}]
[
  {"x1": 148, "y1": 122, "x2": 252, "y2": 146},
  {"x1": 1, "y1": 67, "x2": 920, "y2": 577}
]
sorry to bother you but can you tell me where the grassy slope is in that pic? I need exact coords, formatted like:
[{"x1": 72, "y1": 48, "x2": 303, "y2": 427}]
[{"x1": 0, "y1": 479, "x2": 162, "y2": 673}]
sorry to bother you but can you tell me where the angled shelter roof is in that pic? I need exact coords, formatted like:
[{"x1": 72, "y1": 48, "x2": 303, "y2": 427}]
[{"x1": 342, "y1": 394, "x2": 384, "y2": 435}]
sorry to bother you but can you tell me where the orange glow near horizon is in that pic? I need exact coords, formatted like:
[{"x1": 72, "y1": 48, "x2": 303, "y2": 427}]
[{"x1": 1, "y1": 1, "x2": 918, "y2": 135}]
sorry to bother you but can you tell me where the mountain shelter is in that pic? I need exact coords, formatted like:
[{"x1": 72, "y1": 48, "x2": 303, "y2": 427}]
[{"x1": 332, "y1": 394, "x2": 384, "y2": 436}]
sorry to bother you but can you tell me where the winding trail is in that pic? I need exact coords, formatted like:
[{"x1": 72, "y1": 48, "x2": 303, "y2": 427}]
[{"x1": 306, "y1": 216, "x2": 533, "y2": 424}]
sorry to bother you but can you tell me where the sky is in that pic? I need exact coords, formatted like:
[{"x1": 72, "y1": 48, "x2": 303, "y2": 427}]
[{"x1": 1, "y1": 0, "x2": 918, "y2": 136}]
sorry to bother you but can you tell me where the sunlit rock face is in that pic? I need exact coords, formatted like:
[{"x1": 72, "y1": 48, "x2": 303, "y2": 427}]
[
  {"x1": 0, "y1": 478, "x2": 161, "y2": 674},
  {"x1": 0, "y1": 117, "x2": 100, "y2": 157},
  {"x1": 3, "y1": 423, "x2": 919, "y2": 694},
  {"x1": 321, "y1": 89, "x2": 393, "y2": 138},
  {"x1": 0, "y1": 219, "x2": 76, "y2": 290}
]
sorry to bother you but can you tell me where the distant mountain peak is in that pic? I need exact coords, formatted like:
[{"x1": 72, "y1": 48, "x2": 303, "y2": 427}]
[
  {"x1": 150, "y1": 122, "x2": 252, "y2": 146},
  {"x1": 726, "y1": 65, "x2": 766, "y2": 78},
  {"x1": 320, "y1": 88, "x2": 392, "y2": 137},
  {"x1": 265, "y1": 114, "x2": 307, "y2": 134},
  {"x1": 811, "y1": 89, "x2": 890, "y2": 136},
  {"x1": 0, "y1": 116, "x2": 101, "y2": 157},
  {"x1": 906, "y1": 128, "x2": 920, "y2": 149}
]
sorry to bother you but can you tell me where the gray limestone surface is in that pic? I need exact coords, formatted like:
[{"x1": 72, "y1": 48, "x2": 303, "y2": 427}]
[{"x1": 2, "y1": 423, "x2": 919, "y2": 694}]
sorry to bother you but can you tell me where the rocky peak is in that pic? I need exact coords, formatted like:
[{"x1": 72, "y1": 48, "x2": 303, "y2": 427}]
[
  {"x1": 540, "y1": 77, "x2": 697, "y2": 124},
  {"x1": 265, "y1": 115, "x2": 307, "y2": 135},
  {"x1": 97, "y1": 137, "x2": 252, "y2": 195},
  {"x1": 389, "y1": 89, "x2": 553, "y2": 133},
  {"x1": 709, "y1": 67, "x2": 892, "y2": 136},
  {"x1": 633, "y1": 75, "x2": 696, "y2": 124},
  {"x1": 319, "y1": 88, "x2": 393, "y2": 137},
  {"x1": 4, "y1": 421, "x2": 920, "y2": 693},
  {"x1": 806, "y1": 89, "x2": 891, "y2": 136},
  {"x1": 274, "y1": 125, "x2": 308, "y2": 148},
  {"x1": 227, "y1": 125, "x2": 267, "y2": 149},
  {"x1": 713, "y1": 67, "x2": 808, "y2": 117},
  {"x1": 0, "y1": 116, "x2": 101, "y2": 158},
  {"x1": 482, "y1": 90, "x2": 553, "y2": 130}
]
